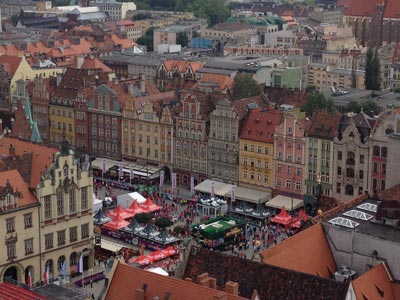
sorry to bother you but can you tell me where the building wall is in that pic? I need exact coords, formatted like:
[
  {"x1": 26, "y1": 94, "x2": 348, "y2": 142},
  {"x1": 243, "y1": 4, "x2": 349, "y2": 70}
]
[
  {"x1": 36, "y1": 151, "x2": 94, "y2": 280},
  {"x1": 207, "y1": 99, "x2": 239, "y2": 184},
  {"x1": 153, "y1": 30, "x2": 177, "y2": 52},
  {"x1": 31, "y1": 77, "x2": 51, "y2": 144},
  {"x1": 49, "y1": 105, "x2": 75, "y2": 146}
]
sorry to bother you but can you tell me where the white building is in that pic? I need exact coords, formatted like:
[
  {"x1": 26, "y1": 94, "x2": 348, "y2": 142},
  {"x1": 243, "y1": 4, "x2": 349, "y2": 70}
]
[{"x1": 90, "y1": 0, "x2": 136, "y2": 20}]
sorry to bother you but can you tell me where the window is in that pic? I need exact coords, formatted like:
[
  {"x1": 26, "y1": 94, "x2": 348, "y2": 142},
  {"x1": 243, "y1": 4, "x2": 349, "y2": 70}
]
[
  {"x1": 296, "y1": 168, "x2": 301, "y2": 176},
  {"x1": 257, "y1": 146, "x2": 262, "y2": 153},
  {"x1": 382, "y1": 147, "x2": 387, "y2": 158},
  {"x1": 6, "y1": 217, "x2": 15, "y2": 233},
  {"x1": 244, "y1": 144, "x2": 248, "y2": 151},
  {"x1": 7, "y1": 243, "x2": 16, "y2": 259},
  {"x1": 44, "y1": 195, "x2": 52, "y2": 219},
  {"x1": 243, "y1": 171, "x2": 247, "y2": 179},
  {"x1": 381, "y1": 180, "x2": 386, "y2": 190},
  {"x1": 296, "y1": 181, "x2": 301, "y2": 190},
  {"x1": 373, "y1": 162, "x2": 378, "y2": 173},
  {"x1": 276, "y1": 180, "x2": 281, "y2": 187},
  {"x1": 45, "y1": 233, "x2": 53, "y2": 249},
  {"x1": 287, "y1": 166, "x2": 292, "y2": 173},
  {"x1": 264, "y1": 161, "x2": 269, "y2": 169},
  {"x1": 24, "y1": 238, "x2": 33, "y2": 255},
  {"x1": 57, "y1": 230, "x2": 66, "y2": 246},
  {"x1": 373, "y1": 178, "x2": 378, "y2": 189},
  {"x1": 336, "y1": 183, "x2": 341, "y2": 193},
  {"x1": 338, "y1": 151, "x2": 342, "y2": 160},
  {"x1": 277, "y1": 164, "x2": 281, "y2": 172},
  {"x1": 286, "y1": 180, "x2": 291, "y2": 189},
  {"x1": 24, "y1": 213, "x2": 33, "y2": 228},
  {"x1": 337, "y1": 166, "x2": 342, "y2": 176},
  {"x1": 288, "y1": 127, "x2": 293, "y2": 134},
  {"x1": 69, "y1": 189, "x2": 76, "y2": 213},
  {"x1": 250, "y1": 144, "x2": 255, "y2": 152},
  {"x1": 359, "y1": 170, "x2": 364, "y2": 180},
  {"x1": 264, "y1": 175, "x2": 268, "y2": 183},
  {"x1": 250, "y1": 173, "x2": 254, "y2": 180},
  {"x1": 243, "y1": 157, "x2": 247, "y2": 166},
  {"x1": 81, "y1": 187, "x2": 88, "y2": 210},
  {"x1": 360, "y1": 155, "x2": 364, "y2": 164},
  {"x1": 264, "y1": 147, "x2": 269, "y2": 155},
  {"x1": 81, "y1": 223, "x2": 89, "y2": 239},
  {"x1": 57, "y1": 190, "x2": 64, "y2": 216},
  {"x1": 382, "y1": 163, "x2": 386, "y2": 174},
  {"x1": 70, "y1": 227, "x2": 78, "y2": 242}
]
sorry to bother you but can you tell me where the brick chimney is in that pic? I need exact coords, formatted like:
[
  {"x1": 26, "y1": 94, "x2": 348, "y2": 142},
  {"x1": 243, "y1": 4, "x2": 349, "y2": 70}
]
[
  {"x1": 140, "y1": 74, "x2": 146, "y2": 93},
  {"x1": 136, "y1": 288, "x2": 145, "y2": 300},
  {"x1": 225, "y1": 281, "x2": 239, "y2": 296},
  {"x1": 196, "y1": 273, "x2": 209, "y2": 284},
  {"x1": 9, "y1": 144, "x2": 15, "y2": 157}
]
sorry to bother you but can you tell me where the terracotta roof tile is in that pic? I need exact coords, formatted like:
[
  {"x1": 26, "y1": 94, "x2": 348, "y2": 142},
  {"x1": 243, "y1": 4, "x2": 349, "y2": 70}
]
[
  {"x1": 384, "y1": 0, "x2": 400, "y2": 19},
  {"x1": 80, "y1": 57, "x2": 112, "y2": 72},
  {"x1": 193, "y1": 73, "x2": 234, "y2": 92},
  {"x1": 379, "y1": 182, "x2": 400, "y2": 200},
  {"x1": 0, "y1": 55, "x2": 22, "y2": 77},
  {"x1": 261, "y1": 223, "x2": 337, "y2": 278},
  {"x1": 240, "y1": 109, "x2": 282, "y2": 143},
  {"x1": 0, "y1": 137, "x2": 58, "y2": 188},
  {"x1": 353, "y1": 263, "x2": 395, "y2": 300},
  {"x1": 163, "y1": 60, "x2": 205, "y2": 73},
  {"x1": 184, "y1": 246, "x2": 349, "y2": 300},
  {"x1": 0, "y1": 169, "x2": 38, "y2": 207},
  {"x1": 306, "y1": 110, "x2": 343, "y2": 140},
  {"x1": 345, "y1": 0, "x2": 384, "y2": 17},
  {"x1": 106, "y1": 262, "x2": 246, "y2": 300},
  {"x1": 232, "y1": 95, "x2": 269, "y2": 119}
]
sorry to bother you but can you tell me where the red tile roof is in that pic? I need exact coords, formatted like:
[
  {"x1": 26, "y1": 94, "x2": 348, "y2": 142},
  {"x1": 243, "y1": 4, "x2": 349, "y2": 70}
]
[
  {"x1": 239, "y1": 109, "x2": 283, "y2": 143},
  {"x1": 345, "y1": 0, "x2": 385, "y2": 17},
  {"x1": 0, "y1": 282, "x2": 47, "y2": 300},
  {"x1": 0, "y1": 137, "x2": 58, "y2": 188},
  {"x1": 80, "y1": 57, "x2": 112, "y2": 72},
  {"x1": 0, "y1": 55, "x2": 22, "y2": 77},
  {"x1": 353, "y1": 263, "x2": 396, "y2": 300},
  {"x1": 384, "y1": 0, "x2": 400, "y2": 19},
  {"x1": 232, "y1": 95, "x2": 269, "y2": 120},
  {"x1": 261, "y1": 223, "x2": 337, "y2": 278},
  {"x1": 0, "y1": 169, "x2": 38, "y2": 207},
  {"x1": 163, "y1": 60, "x2": 205, "y2": 73},
  {"x1": 193, "y1": 73, "x2": 235, "y2": 92},
  {"x1": 306, "y1": 110, "x2": 343, "y2": 140},
  {"x1": 105, "y1": 262, "x2": 245, "y2": 300}
]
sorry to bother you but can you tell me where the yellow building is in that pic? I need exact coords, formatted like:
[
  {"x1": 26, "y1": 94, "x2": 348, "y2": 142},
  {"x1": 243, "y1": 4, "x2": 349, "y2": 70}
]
[
  {"x1": 0, "y1": 137, "x2": 93, "y2": 286},
  {"x1": 238, "y1": 109, "x2": 283, "y2": 191}
]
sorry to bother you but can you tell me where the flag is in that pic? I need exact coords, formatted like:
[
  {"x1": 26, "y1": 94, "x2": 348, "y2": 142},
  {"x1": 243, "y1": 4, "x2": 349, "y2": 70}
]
[
  {"x1": 61, "y1": 260, "x2": 67, "y2": 279},
  {"x1": 211, "y1": 181, "x2": 215, "y2": 198},
  {"x1": 190, "y1": 176, "x2": 195, "y2": 195},
  {"x1": 27, "y1": 270, "x2": 32, "y2": 288},
  {"x1": 102, "y1": 159, "x2": 106, "y2": 174},
  {"x1": 231, "y1": 185, "x2": 237, "y2": 203},
  {"x1": 77, "y1": 255, "x2": 83, "y2": 274},
  {"x1": 172, "y1": 173, "x2": 177, "y2": 190},
  {"x1": 119, "y1": 162, "x2": 123, "y2": 178},
  {"x1": 84, "y1": 155, "x2": 90, "y2": 170},
  {"x1": 160, "y1": 170, "x2": 164, "y2": 187},
  {"x1": 43, "y1": 265, "x2": 49, "y2": 284}
]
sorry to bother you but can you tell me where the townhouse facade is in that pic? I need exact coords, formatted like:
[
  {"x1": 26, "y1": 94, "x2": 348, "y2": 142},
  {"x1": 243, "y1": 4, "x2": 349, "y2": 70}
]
[{"x1": 273, "y1": 112, "x2": 307, "y2": 198}]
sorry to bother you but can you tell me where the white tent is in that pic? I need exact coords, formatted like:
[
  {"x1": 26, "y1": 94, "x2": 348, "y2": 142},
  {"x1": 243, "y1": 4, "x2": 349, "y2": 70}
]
[
  {"x1": 265, "y1": 195, "x2": 304, "y2": 211},
  {"x1": 93, "y1": 198, "x2": 103, "y2": 214},
  {"x1": 147, "y1": 267, "x2": 169, "y2": 276},
  {"x1": 117, "y1": 192, "x2": 146, "y2": 208}
]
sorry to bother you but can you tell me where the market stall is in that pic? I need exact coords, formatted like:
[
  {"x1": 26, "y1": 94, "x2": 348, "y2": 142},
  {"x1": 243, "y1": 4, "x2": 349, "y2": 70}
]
[
  {"x1": 141, "y1": 197, "x2": 162, "y2": 212},
  {"x1": 197, "y1": 198, "x2": 228, "y2": 218},
  {"x1": 93, "y1": 208, "x2": 112, "y2": 225},
  {"x1": 270, "y1": 207, "x2": 294, "y2": 228},
  {"x1": 107, "y1": 205, "x2": 135, "y2": 219},
  {"x1": 265, "y1": 195, "x2": 304, "y2": 211}
]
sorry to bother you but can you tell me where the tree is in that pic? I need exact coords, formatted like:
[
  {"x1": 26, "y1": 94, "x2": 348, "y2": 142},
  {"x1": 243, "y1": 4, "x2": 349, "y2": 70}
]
[
  {"x1": 176, "y1": 32, "x2": 189, "y2": 48},
  {"x1": 136, "y1": 27, "x2": 156, "y2": 52},
  {"x1": 134, "y1": 213, "x2": 151, "y2": 224},
  {"x1": 203, "y1": 0, "x2": 229, "y2": 26},
  {"x1": 346, "y1": 100, "x2": 362, "y2": 113},
  {"x1": 132, "y1": 13, "x2": 152, "y2": 21},
  {"x1": 301, "y1": 93, "x2": 335, "y2": 116},
  {"x1": 345, "y1": 100, "x2": 380, "y2": 116},
  {"x1": 192, "y1": 30, "x2": 200, "y2": 39},
  {"x1": 155, "y1": 217, "x2": 173, "y2": 229},
  {"x1": 365, "y1": 47, "x2": 381, "y2": 91},
  {"x1": 232, "y1": 74, "x2": 261, "y2": 100},
  {"x1": 173, "y1": 225, "x2": 186, "y2": 235}
]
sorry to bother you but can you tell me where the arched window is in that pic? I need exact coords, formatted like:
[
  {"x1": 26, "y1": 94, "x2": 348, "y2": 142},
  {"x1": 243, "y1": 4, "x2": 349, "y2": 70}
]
[
  {"x1": 373, "y1": 146, "x2": 380, "y2": 156},
  {"x1": 345, "y1": 185, "x2": 354, "y2": 196},
  {"x1": 381, "y1": 147, "x2": 387, "y2": 158},
  {"x1": 346, "y1": 152, "x2": 355, "y2": 165}
]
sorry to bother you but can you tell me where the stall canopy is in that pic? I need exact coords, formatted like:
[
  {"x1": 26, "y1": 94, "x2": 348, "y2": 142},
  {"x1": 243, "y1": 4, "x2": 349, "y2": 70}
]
[
  {"x1": 101, "y1": 240, "x2": 123, "y2": 253},
  {"x1": 92, "y1": 158, "x2": 117, "y2": 172},
  {"x1": 291, "y1": 209, "x2": 308, "y2": 228},
  {"x1": 107, "y1": 205, "x2": 135, "y2": 219},
  {"x1": 265, "y1": 195, "x2": 304, "y2": 211},
  {"x1": 227, "y1": 186, "x2": 270, "y2": 203},
  {"x1": 194, "y1": 179, "x2": 233, "y2": 197},
  {"x1": 130, "y1": 246, "x2": 176, "y2": 265},
  {"x1": 125, "y1": 200, "x2": 149, "y2": 215},
  {"x1": 271, "y1": 207, "x2": 292, "y2": 226},
  {"x1": 142, "y1": 197, "x2": 162, "y2": 212},
  {"x1": 103, "y1": 213, "x2": 130, "y2": 230},
  {"x1": 117, "y1": 192, "x2": 146, "y2": 207},
  {"x1": 147, "y1": 268, "x2": 169, "y2": 276},
  {"x1": 93, "y1": 208, "x2": 112, "y2": 225}
]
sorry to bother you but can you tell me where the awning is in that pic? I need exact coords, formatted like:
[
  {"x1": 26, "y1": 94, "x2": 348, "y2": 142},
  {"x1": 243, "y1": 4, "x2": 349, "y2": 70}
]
[
  {"x1": 92, "y1": 158, "x2": 118, "y2": 172},
  {"x1": 194, "y1": 179, "x2": 233, "y2": 197},
  {"x1": 101, "y1": 240, "x2": 123, "y2": 253},
  {"x1": 147, "y1": 268, "x2": 169, "y2": 276},
  {"x1": 265, "y1": 195, "x2": 304, "y2": 211},
  {"x1": 227, "y1": 186, "x2": 270, "y2": 203}
]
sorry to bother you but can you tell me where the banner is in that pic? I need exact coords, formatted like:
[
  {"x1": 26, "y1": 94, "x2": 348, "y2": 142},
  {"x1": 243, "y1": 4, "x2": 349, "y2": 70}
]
[
  {"x1": 129, "y1": 164, "x2": 134, "y2": 181},
  {"x1": 160, "y1": 170, "x2": 165, "y2": 187},
  {"x1": 84, "y1": 155, "x2": 90, "y2": 170},
  {"x1": 211, "y1": 181, "x2": 215, "y2": 198},
  {"x1": 102, "y1": 159, "x2": 106, "y2": 174},
  {"x1": 231, "y1": 185, "x2": 237, "y2": 203},
  {"x1": 172, "y1": 173, "x2": 177, "y2": 190},
  {"x1": 119, "y1": 162, "x2": 123, "y2": 179},
  {"x1": 190, "y1": 176, "x2": 194, "y2": 195}
]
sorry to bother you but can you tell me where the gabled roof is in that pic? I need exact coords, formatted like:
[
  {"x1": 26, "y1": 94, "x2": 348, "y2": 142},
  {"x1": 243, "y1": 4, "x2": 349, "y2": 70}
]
[
  {"x1": 162, "y1": 59, "x2": 205, "y2": 73},
  {"x1": 352, "y1": 263, "x2": 396, "y2": 300},
  {"x1": 0, "y1": 169, "x2": 38, "y2": 207},
  {"x1": 184, "y1": 246, "x2": 349, "y2": 300},
  {"x1": 105, "y1": 262, "x2": 245, "y2": 300},
  {"x1": 0, "y1": 55, "x2": 22, "y2": 77},
  {"x1": 384, "y1": 0, "x2": 400, "y2": 19},
  {"x1": 239, "y1": 109, "x2": 282, "y2": 143},
  {"x1": 0, "y1": 137, "x2": 58, "y2": 188},
  {"x1": 261, "y1": 223, "x2": 337, "y2": 278},
  {"x1": 232, "y1": 95, "x2": 268, "y2": 120},
  {"x1": 307, "y1": 110, "x2": 342, "y2": 140},
  {"x1": 0, "y1": 282, "x2": 47, "y2": 300},
  {"x1": 345, "y1": 0, "x2": 384, "y2": 17},
  {"x1": 80, "y1": 57, "x2": 112, "y2": 72},
  {"x1": 193, "y1": 73, "x2": 234, "y2": 92}
]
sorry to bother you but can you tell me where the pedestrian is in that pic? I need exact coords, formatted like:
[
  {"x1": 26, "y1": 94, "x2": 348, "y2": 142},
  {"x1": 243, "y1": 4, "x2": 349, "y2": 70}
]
[{"x1": 91, "y1": 293, "x2": 95, "y2": 300}]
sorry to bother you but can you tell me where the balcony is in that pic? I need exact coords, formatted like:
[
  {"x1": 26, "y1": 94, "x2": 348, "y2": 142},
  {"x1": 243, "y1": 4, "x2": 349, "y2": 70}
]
[
  {"x1": 346, "y1": 159, "x2": 355, "y2": 166},
  {"x1": 5, "y1": 232, "x2": 17, "y2": 243}
]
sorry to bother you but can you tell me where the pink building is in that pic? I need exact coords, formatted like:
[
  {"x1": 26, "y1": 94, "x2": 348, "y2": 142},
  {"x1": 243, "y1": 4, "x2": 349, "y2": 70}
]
[{"x1": 273, "y1": 112, "x2": 308, "y2": 199}]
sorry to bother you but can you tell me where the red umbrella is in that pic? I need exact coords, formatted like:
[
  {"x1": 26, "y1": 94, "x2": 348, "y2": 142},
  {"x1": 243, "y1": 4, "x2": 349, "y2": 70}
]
[
  {"x1": 108, "y1": 205, "x2": 135, "y2": 219},
  {"x1": 126, "y1": 200, "x2": 149, "y2": 214},
  {"x1": 271, "y1": 207, "x2": 292, "y2": 226},
  {"x1": 132, "y1": 255, "x2": 154, "y2": 265}
]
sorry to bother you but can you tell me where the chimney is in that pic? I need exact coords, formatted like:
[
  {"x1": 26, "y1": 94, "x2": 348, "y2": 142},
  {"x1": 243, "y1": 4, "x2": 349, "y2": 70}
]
[
  {"x1": 9, "y1": 144, "x2": 15, "y2": 157},
  {"x1": 196, "y1": 273, "x2": 209, "y2": 284},
  {"x1": 72, "y1": 37, "x2": 81, "y2": 45},
  {"x1": 225, "y1": 281, "x2": 239, "y2": 296},
  {"x1": 136, "y1": 288, "x2": 145, "y2": 300},
  {"x1": 209, "y1": 277, "x2": 217, "y2": 289},
  {"x1": 213, "y1": 292, "x2": 227, "y2": 300},
  {"x1": 140, "y1": 74, "x2": 146, "y2": 93},
  {"x1": 200, "y1": 277, "x2": 210, "y2": 287}
]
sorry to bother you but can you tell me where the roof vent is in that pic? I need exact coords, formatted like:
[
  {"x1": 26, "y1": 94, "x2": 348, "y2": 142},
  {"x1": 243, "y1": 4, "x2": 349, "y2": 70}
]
[
  {"x1": 255, "y1": 118, "x2": 260, "y2": 123},
  {"x1": 333, "y1": 266, "x2": 357, "y2": 282}
]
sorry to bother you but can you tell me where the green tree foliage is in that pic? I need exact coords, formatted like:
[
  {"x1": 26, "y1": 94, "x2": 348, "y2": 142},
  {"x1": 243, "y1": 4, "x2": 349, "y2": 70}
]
[
  {"x1": 176, "y1": 32, "x2": 189, "y2": 47},
  {"x1": 134, "y1": 212, "x2": 151, "y2": 224},
  {"x1": 192, "y1": 30, "x2": 200, "y2": 38},
  {"x1": 173, "y1": 225, "x2": 186, "y2": 235},
  {"x1": 301, "y1": 93, "x2": 335, "y2": 116},
  {"x1": 136, "y1": 27, "x2": 155, "y2": 52},
  {"x1": 132, "y1": 13, "x2": 152, "y2": 20},
  {"x1": 52, "y1": 0, "x2": 70, "y2": 6},
  {"x1": 232, "y1": 74, "x2": 261, "y2": 100},
  {"x1": 345, "y1": 100, "x2": 380, "y2": 116},
  {"x1": 365, "y1": 48, "x2": 381, "y2": 91},
  {"x1": 155, "y1": 217, "x2": 173, "y2": 229},
  {"x1": 394, "y1": 86, "x2": 400, "y2": 93}
]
